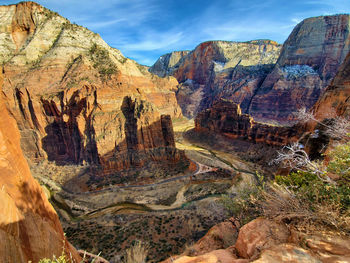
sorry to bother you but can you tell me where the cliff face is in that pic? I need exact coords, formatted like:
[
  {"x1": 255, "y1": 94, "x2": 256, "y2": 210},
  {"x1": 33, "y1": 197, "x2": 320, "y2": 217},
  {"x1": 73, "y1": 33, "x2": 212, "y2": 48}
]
[
  {"x1": 0, "y1": 73, "x2": 80, "y2": 262},
  {"x1": 250, "y1": 15, "x2": 350, "y2": 123},
  {"x1": 312, "y1": 49, "x2": 350, "y2": 120},
  {"x1": 149, "y1": 50, "x2": 190, "y2": 77},
  {"x1": 195, "y1": 99, "x2": 299, "y2": 146},
  {"x1": 0, "y1": 2, "x2": 182, "y2": 168},
  {"x1": 150, "y1": 40, "x2": 281, "y2": 118},
  {"x1": 153, "y1": 15, "x2": 350, "y2": 124},
  {"x1": 100, "y1": 96, "x2": 183, "y2": 172}
]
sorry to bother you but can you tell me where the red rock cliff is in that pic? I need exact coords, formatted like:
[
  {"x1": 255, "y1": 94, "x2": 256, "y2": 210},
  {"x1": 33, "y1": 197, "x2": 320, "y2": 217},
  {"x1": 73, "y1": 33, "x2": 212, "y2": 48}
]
[
  {"x1": 249, "y1": 15, "x2": 350, "y2": 123},
  {"x1": 0, "y1": 2, "x2": 182, "y2": 168},
  {"x1": 313, "y1": 49, "x2": 350, "y2": 120},
  {"x1": 0, "y1": 72, "x2": 80, "y2": 262},
  {"x1": 195, "y1": 99, "x2": 299, "y2": 146},
  {"x1": 150, "y1": 40, "x2": 281, "y2": 118}
]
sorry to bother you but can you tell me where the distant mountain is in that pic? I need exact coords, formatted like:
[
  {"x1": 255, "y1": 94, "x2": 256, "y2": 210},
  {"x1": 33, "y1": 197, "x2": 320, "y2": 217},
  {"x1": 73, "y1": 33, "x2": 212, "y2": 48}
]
[
  {"x1": 151, "y1": 15, "x2": 350, "y2": 124},
  {"x1": 150, "y1": 40, "x2": 281, "y2": 118}
]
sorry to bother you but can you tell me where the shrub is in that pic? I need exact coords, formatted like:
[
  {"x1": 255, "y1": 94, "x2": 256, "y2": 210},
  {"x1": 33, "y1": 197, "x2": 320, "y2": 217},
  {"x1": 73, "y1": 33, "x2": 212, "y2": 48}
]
[
  {"x1": 124, "y1": 240, "x2": 148, "y2": 263},
  {"x1": 88, "y1": 43, "x2": 117, "y2": 81},
  {"x1": 271, "y1": 141, "x2": 350, "y2": 232}
]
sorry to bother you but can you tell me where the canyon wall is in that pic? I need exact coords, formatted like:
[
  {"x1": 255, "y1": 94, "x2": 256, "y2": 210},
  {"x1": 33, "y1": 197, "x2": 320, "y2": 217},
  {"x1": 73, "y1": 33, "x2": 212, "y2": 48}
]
[
  {"x1": 0, "y1": 72, "x2": 80, "y2": 262},
  {"x1": 152, "y1": 15, "x2": 350, "y2": 124},
  {"x1": 150, "y1": 40, "x2": 281, "y2": 118},
  {"x1": 249, "y1": 15, "x2": 350, "y2": 123},
  {"x1": 149, "y1": 50, "x2": 190, "y2": 77},
  {"x1": 195, "y1": 99, "x2": 299, "y2": 146},
  {"x1": 0, "y1": 2, "x2": 183, "y2": 168},
  {"x1": 312, "y1": 48, "x2": 350, "y2": 120}
]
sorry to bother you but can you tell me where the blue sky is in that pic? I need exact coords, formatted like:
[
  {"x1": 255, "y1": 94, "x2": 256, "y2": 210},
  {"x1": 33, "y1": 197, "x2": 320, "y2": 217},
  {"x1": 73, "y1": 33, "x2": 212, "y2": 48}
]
[{"x1": 2, "y1": 0, "x2": 350, "y2": 65}]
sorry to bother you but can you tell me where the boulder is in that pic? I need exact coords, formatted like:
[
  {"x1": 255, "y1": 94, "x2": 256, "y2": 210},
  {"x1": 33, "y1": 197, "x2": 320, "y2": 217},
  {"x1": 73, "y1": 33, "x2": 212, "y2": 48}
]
[{"x1": 235, "y1": 218, "x2": 290, "y2": 259}]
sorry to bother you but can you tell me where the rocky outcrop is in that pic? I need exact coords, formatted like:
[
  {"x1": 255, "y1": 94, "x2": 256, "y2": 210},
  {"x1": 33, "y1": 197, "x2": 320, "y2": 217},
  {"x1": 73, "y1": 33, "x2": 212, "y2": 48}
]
[
  {"x1": 0, "y1": 2, "x2": 183, "y2": 169},
  {"x1": 149, "y1": 51, "x2": 190, "y2": 77},
  {"x1": 0, "y1": 74, "x2": 80, "y2": 262},
  {"x1": 100, "y1": 96, "x2": 183, "y2": 172},
  {"x1": 312, "y1": 48, "x2": 350, "y2": 120},
  {"x1": 151, "y1": 40, "x2": 281, "y2": 118},
  {"x1": 234, "y1": 218, "x2": 290, "y2": 259},
  {"x1": 184, "y1": 218, "x2": 239, "y2": 257},
  {"x1": 153, "y1": 15, "x2": 350, "y2": 124},
  {"x1": 250, "y1": 15, "x2": 350, "y2": 123},
  {"x1": 163, "y1": 217, "x2": 350, "y2": 263},
  {"x1": 195, "y1": 99, "x2": 299, "y2": 146}
]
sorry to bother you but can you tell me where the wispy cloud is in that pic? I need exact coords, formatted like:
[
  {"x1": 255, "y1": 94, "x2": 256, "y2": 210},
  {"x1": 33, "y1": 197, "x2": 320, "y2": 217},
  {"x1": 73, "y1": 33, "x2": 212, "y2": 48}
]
[
  {"x1": 118, "y1": 32, "x2": 184, "y2": 51},
  {"x1": 2, "y1": 0, "x2": 350, "y2": 65},
  {"x1": 83, "y1": 18, "x2": 126, "y2": 29}
]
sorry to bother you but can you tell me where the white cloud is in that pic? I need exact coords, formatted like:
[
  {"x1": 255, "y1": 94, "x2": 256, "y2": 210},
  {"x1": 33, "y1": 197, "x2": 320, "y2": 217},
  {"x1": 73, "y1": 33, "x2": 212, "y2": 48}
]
[
  {"x1": 116, "y1": 31, "x2": 184, "y2": 52},
  {"x1": 83, "y1": 18, "x2": 126, "y2": 29}
]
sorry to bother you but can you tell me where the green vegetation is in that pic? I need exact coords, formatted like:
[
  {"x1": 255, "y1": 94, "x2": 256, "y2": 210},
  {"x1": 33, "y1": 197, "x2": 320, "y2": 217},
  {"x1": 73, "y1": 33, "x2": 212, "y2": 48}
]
[
  {"x1": 88, "y1": 43, "x2": 117, "y2": 81},
  {"x1": 221, "y1": 140, "x2": 350, "y2": 233},
  {"x1": 220, "y1": 173, "x2": 265, "y2": 225}
]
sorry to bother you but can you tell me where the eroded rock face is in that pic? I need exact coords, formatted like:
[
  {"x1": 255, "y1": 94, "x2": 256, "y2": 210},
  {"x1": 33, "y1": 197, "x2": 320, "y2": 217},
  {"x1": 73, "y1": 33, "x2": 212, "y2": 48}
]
[
  {"x1": 0, "y1": 74, "x2": 80, "y2": 262},
  {"x1": 235, "y1": 218, "x2": 290, "y2": 259},
  {"x1": 251, "y1": 244, "x2": 320, "y2": 263},
  {"x1": 149, "y1": 51, "x2": 190, "y2": 77},
  {"x1": 195, "y1": 99, "x2": 299, "y2": 146},
  {"x1": 312, "y1": 48, "x2": 350, "y2": 120},
  {"x1": 0, "y1": 2, "x2": 182, "y2": 169},
  {"x1": 153, "y1": 15, "x2": 350, "y2": 125},
  {"x1": 250, "y1": 15, "x2": 350, "y2": 123},
  {"x1": 184, "y1": 218, "x2": 239, "y2": 257},
  {"x1": 100, "y1": 96, "x2": 183, "y2": 172},
  {"x1": 163, "y1": 217, "x2": 350, "y2": 263},
  {"x1": 151, "y1": 40, "x2": 281, "y2": 118}
]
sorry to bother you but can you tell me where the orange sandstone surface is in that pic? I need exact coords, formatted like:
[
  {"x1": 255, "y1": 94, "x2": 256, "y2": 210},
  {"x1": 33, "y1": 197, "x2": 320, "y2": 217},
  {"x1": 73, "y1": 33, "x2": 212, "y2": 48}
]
[{"x1": 0, "y1": 72, "x2": 81, "y2": 262}]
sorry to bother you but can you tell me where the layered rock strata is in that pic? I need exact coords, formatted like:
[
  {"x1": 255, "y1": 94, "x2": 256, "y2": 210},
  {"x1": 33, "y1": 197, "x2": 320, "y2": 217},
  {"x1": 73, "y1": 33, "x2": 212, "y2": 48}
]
[
  {"x1": 0, "y1": 73, "x2": 80, "y2": 262},
  {"x1": 149, "y1": 50, "x2": 190, "y2": 77},
  {"x1": 150, "y1": 40, "x2": 281, "y2": 118},
  {"x1": 0, "y1": 2, "x2": 182, "y2": 168},
  {"x1": 152, "y1": 15, "x2": 350, "y2": 124},
  {"x1": 195, "y1": 99, "x2": 299, "y2": 146},
  {"x1": 250, "y1": 15, "x2": 350, "y2": 123},
  {"x1": 313, "y1": 48, "x2": 350, "y2": 120}
]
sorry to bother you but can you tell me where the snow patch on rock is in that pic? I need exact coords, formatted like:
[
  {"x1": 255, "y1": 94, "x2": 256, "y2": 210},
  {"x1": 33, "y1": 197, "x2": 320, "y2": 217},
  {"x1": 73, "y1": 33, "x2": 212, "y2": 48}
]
[
  {"x1": 281, "y1": 65, "x2": 318, "y2": 79},
  {"x1": 213, "y1": 60, "x2": 226, "y2": 72}
]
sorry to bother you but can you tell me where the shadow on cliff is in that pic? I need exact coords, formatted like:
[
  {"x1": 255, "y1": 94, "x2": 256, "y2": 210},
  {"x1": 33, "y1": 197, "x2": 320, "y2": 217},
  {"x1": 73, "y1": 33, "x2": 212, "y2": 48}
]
[
  {"x1": 17, "y1": 181, "x2": 59, "y2": 222},
  {"x1": 41, "y1": 92, "x2": 99, "y2": 166},
  {"x1": 43, "y1": 96, "x2": 187, "y2": 192}
]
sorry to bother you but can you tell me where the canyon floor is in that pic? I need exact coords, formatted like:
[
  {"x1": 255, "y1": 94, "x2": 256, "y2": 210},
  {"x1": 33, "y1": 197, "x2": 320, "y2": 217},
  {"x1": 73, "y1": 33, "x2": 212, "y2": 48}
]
[{"x1": 30, "y1": 118, "x2": 278, "y2": 262}]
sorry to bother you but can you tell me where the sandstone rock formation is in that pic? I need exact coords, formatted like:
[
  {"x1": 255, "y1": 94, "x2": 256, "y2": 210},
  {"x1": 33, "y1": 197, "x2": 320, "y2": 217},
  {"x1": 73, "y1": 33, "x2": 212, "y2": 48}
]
[
  {"x1": 234, "y1": 218, "x2": 289, "y2": 260},
  {"x1": 149, "y1": 51, "x2": 190, "y2": 78},
  {"x1": 153, "y1": 15, "x2": 350, "y2": 125},
  {"x1": 150, "y1": 40, "x2": 281, "y2": 118},
  {"x1": 184, "y1": 218, "x2": 239, "y2": 257},
  {"x1": 163, "y1": 217, "x2": 350, "y2": 263},
  {"x1": 312, "y1": 47, "x2": 350, "y2": 120},
  {"x1": 0, "y1": 2, "x2": 183, "y2": 169},
  {"x1": 195, "y1": 99, "x2": 299, "y2": 146},
  {"x1": 0, "y1": 73, "x2": 80, "y2": 262},
  {"x1": 250, "y1": 15, "x2": 350, "y2": 123}
]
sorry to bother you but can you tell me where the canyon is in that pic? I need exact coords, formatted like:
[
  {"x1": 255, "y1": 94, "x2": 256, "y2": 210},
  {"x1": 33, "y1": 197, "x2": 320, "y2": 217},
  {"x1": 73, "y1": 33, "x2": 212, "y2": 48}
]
[
  {"x1": 1, "y1": 1, "x2": 350, "y2": 263},
  {"x1": 1, "y1": 1, "x2": 183, "y2": 170},
  {"x1": 151, "y1": 15, "x2": 350, "y2": 124}
]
